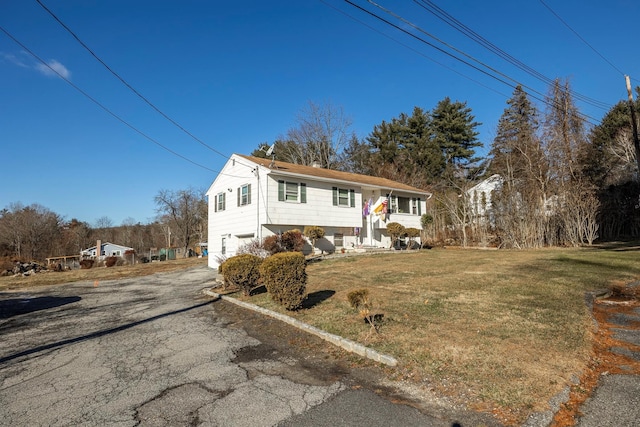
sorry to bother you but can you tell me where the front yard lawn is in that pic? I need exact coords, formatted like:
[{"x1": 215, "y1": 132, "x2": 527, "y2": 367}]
[{"x1": 231, "y1": 245, "x2": 640, "y2": 424}]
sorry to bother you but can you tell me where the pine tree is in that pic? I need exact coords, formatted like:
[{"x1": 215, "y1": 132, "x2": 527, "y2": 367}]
[
  {"x1": 489, "y1": 85, "x2": 544, "y2": 191},
  {"x1": 489, "y1": 85, "x2": 548, "y2": 248},
  {"x1": 430, "y1": 97, "x2": 482, "y2": 181}
]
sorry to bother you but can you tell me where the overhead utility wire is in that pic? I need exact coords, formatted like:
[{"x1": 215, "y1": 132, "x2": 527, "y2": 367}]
[
  {"x1": 341, "y1": 1, "x2": 516, "y2": 94},
  {"x1": 348, "y1": 0, "x2": 601, "y2": 126},
  {"x1": 366, "y1": 0, "x2": 605, "y2": 122},
  {"x1": 414, "y1": 0, "x2": 611, "y2": 110},
  {"x1": 538, "y1": 0, "x2": 625, "y2": 77},
  {"x1": 34, "y1": 0, "x2": 244, "y2": 167},
  {"x1": 0, "y1": 25, "x2": 218, "y2": 174},
  {"x1": 319, "y1": 0, "x2": 510, "y2": 99}
]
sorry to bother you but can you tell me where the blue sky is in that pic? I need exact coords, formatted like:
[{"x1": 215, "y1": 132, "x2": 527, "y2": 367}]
[{"x1": 1, "y1": 0, "x2": 638, "y2": 226}]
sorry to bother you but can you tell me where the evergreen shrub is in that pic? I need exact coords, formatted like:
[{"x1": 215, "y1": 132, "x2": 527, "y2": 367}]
[
  {"x1": 260, "y1": 252, "x2": 307, "y2": 310},
  {"x1": 220, "y1": 254, "x2": 263, "y2": 296}
]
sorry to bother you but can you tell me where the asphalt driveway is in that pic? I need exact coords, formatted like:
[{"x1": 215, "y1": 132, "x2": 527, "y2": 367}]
[{"x1": 0, "y1": 266, "x2": 499, "y2": 427}]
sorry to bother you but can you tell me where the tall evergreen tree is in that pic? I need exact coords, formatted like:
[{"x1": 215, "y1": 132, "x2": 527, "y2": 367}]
[
  {"x1": 580, "y1": 92, "x2": 640, "y2": 239},
  {"x1": 489, "y1": 85, "x2": 544, "y2": 192},
  {"x1": 489, "y1": 86, "x2": 548, "y2": 248},
  {"x1": 430, "y1": 97, "x2": 482, "y2": 180},
  {"x1": 582, "y1": 98, "x2": 640, "y2": 188},
  {"x1": 338, "y1": 134, "x2": 373, "y2": 175}
]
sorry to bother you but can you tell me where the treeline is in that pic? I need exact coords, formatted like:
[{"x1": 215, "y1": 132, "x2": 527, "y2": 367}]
[
  {"x1": 255, "y1": 80, "x2": 640, "y2": 247},
  {"x1": 0, "y1": 188, "x2": 207, "y2": 262}
]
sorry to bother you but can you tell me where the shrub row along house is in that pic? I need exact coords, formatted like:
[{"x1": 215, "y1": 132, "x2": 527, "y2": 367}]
[{"x1": 206, "y1": 154, "x2": 432, "y2": 268}]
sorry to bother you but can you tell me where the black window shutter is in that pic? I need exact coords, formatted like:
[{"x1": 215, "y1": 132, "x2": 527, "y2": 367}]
[
  {"x1": 332, "y1": 187, "x2": 338, "y2": 206},
  {"x1": 300, "y1": 183, "x2": 307, "y2": 203},
  {"x1": 349, "y1": 189, "x2": 355, "y2": 207}
]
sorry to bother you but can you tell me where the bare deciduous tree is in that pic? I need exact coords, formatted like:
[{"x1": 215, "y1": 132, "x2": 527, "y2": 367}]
[
  {"x1": 0, "y1": 203, "x2": 62, "y2": 260},
  {"x1": 154, "y1": 188, "x2": 207, "y2": 257},
  {"x1": 279, "y1": 100, "x2": 353, "y2": 169}
]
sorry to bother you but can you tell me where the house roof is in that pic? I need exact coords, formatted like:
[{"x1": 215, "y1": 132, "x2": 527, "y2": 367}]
[
  {"x1": 237, "y1": 154, "x2": 431, "y2": 195},
  {"x1": 81, "y1": 242, "x2": 133, "y2": 252}
]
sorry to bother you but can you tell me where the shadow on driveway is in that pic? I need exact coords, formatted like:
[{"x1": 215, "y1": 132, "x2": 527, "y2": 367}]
[
  {"x1": 0, "y1": 299, "x2": 216, "y2": 364},
  {"x1": 0, "y1": 296, "x2": 82, "y2": 319}
]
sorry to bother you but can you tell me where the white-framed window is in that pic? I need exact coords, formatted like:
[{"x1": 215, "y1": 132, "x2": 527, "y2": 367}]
[
  {"x1": 237, "y1": 184, "x2": 251, "y2": 206},
  {"x1": 390, "y1": 195, "x2": 398, "y2": 213},
  {"x1": 389, "y1": 195, "x2": 422, "y2": 215},
  {"x1": 334, "y1": 233, "x2": 344, "y2": 247},
  {"x1": 215, "y1": 192, "x2": 226, "y2": 212},
  {"x1": 332, "y1": 187, "x2": 355, "y2": 207},
  {"x1": 278, "y1": 181, "x2": 307, "y2": 203}
]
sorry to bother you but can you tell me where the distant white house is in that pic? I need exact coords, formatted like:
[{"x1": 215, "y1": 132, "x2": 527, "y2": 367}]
[
  {"x1": 81, "y1": 241, "x2": 133, "y2": 260},
  {"x1": 206, "y1": 154, "x2": 432, "y2": 268},
  {"x1": 466, "y1": 174, "x2": 503, "y2": 224}
]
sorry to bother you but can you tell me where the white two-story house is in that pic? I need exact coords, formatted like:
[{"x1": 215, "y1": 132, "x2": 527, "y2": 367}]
[{"x1": 206, "y1": 154, "x2": 432, "y2": 268}]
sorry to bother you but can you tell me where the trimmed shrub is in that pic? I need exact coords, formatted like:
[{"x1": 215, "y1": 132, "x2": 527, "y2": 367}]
[
  {"x1": 346, "y1": 288, "x2": 380, "y2": 334},
  {"x1": 260, "y1": 252, "x2": 307, "y2": 310},
  {"x1": 281, "y1": 229, "x2": 305, "y2": 252},
  {"x1": 303, "y1": 226, "x2": 325, "y2": 250},
  {"x1": 386, "y1": 222, "x2": 406, "y2": 249},
  {"x1": 406, "y1": 227, "x2": 421, "y2": 249},
  {"x1": 347, "y1": 288, "x2": 370, "y2": 309},
  {"x1": 263, "y1": 230, "x2": 305, "y2": 255},
  {"x1": 105, "y1": 256, "x2": 118, "y2": 267},
  {"x1": 220, "y1": 254, "x2": 263, "y2": 296},
  {"x1": 263, "y1": 235, "x2": 285, "y2": 255},
  {"x1": 80, "y1": 259, "x2": 94, "y2": 269}
]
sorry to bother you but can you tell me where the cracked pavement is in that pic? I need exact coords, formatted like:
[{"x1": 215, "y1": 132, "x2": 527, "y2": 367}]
[{"x1": 0, "y1": 266, "x2": 498, "y2": 427}]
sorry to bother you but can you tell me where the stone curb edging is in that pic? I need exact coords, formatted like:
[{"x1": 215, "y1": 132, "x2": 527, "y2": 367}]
[{"x1": 202, "y1": 288, "x2": 398, "y2": 367}]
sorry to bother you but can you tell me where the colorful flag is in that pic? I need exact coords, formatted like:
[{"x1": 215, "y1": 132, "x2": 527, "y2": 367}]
[
  {"x1": 373, "y1": 200, "x2": 384, "y2": 216},
  {"x1": 362, "y1": 199, "x2": 370, "y2": 217}
]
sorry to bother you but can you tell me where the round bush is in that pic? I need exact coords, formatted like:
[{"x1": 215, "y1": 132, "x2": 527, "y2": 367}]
[
  {"x1": 220, "y1": 254, "x2": 263, "y2": 296},
  {"x1": 259, "y1": 252, "x2": 307, "y2": 310}
]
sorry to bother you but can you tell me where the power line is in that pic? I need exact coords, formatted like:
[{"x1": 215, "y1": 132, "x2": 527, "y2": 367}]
[
  {"x1": 320, "y1": 0, "x2": 510, "y2": 99},
  {"x1": 34, "y1": 0, "x2": 237, "y2": 165},
  {"x1": 538, "y1": 0, "x2": 626, "y2": 77},
  {"x1": 413, "y1": 0, "x2": 611, "y2": 110},
  {"x1": 342, "y1": 0, "x2": 602, "y2": 127},
  {"x1": 0, "y1": 25, "x2": 220, "y2": 174},
  {"x1": 366, "y1": 0, "x2": 607, "y2": 122}
]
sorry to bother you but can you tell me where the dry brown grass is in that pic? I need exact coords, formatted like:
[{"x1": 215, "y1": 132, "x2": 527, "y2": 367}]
[
  {"x1": 0, "y1": 257, "x2": 208, "y2": 291},
  {"x1": 232, "y1": 246, "x2": 640, "y2": 424}
]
